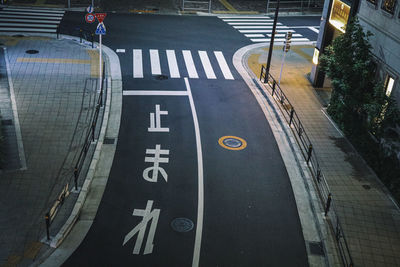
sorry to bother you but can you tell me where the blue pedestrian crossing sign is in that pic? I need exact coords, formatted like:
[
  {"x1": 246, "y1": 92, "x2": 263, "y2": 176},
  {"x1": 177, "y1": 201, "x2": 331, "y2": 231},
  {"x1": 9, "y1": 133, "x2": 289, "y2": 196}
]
[{"x1": 95, "y1": 23, "x2": 106, "y2": 35}]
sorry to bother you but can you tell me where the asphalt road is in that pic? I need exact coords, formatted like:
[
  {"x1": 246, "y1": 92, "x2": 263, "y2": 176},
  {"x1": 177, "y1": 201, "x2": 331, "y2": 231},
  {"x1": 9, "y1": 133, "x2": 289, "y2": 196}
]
[{"x1": 62, "y1": 13, "x2": 319, "y2": 267}]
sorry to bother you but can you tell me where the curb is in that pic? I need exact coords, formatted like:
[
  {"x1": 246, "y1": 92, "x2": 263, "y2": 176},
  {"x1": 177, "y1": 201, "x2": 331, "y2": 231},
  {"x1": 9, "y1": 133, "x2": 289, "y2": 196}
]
[
  {"x1": 233, "y1": 43, "x2": 335, "y2": 267},
  {"x1": 44, "y1": 34, "x2": 121, "y2": 249}
]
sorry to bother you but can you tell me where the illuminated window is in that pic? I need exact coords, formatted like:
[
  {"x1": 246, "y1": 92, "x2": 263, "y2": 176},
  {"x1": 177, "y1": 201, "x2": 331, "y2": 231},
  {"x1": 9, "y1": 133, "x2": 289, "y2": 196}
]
[
  {"x1": 381, "y1": 0, "x2": 397, "y2": 14},
  {"x1": 385, "y1": 76, "x2": 395, "y2": 97},
  {"x1": 367, "y1": 0, "x2": 378, "y2": 5}
]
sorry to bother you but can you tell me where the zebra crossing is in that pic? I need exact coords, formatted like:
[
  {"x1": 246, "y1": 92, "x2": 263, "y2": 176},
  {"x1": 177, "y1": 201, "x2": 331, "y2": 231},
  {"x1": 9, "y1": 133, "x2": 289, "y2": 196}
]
[
  {"x1": 218, "y1": 16, "x2": 312, "y2": 44},
  {"x1": 0, "y1": 6, "x2": 65, "y2": 33},
  {"x1": 128, "y1": 49, "x2": 235, "y2": 80}
]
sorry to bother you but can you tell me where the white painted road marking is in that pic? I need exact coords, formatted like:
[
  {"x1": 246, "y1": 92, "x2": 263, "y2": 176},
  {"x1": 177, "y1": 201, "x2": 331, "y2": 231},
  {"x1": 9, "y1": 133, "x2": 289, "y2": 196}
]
[
  {"x1": 182, "y1": 50, "x2": 199, "y2": 79},
  {"x1": 150, "y1": 49, "x2": 161, "y2": 75},
  {"x1": 123, "y1": 200, "x2": 160, "y2": 255},
  {"x1": 239, "y1": 29, "x2": 294, "y2": 33},
  {"x1": 143, "y1": 144, "x2": 169, "y2": 183},
  {"x1": 308, "y1": 26, "x2": 319, "y2": 33},
  {"x1": 184, "y1": 78, "x2": 204, "y2": 267},
  {"x1": 214, "y1": 51, "x2": 234, "y2": 80},
  {"x1": 123, "y1": 90, "x2": 188, "y2": 96},
  {"x1": 222, "y1": 19, "x2": 273, "y2": 22},
  {"x1": 133, "y1": 49, "x2": 143, "y2": 78},
  {"x1": 148, "y1": 104, "x2": 169, "y2": 133},
  {"x1": 244, "y1": 34, "x2": 265, "y2": 38},
  {"x1": 166, "y1": 50, "x2": 180, "y2": 78},
  {"x1": 198, "y1": 51, "x2": 216, "y2": 79},
  {"x1": 116, "y1": 49, "x2": 126, "y2": 53}
]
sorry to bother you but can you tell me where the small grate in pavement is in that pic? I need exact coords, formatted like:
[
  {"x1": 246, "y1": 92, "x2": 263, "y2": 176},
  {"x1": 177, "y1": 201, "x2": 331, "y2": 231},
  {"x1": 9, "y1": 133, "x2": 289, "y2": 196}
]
[
  {"x1": 103, "y1": 138, "x2": 115, "y2": 144},
  {"x1": 1, "y1": 119, "x2": 13, "y2": 126},
  {"x1": 154, "y1": 74, "x2": 168, "y2": 80},
  {"x1": 12, "y1": 34, "x2": 24, "y2": 38},
  {"x1": 308, "y1": 241, "x2": 325, "y2": 256},
  {"x1": 362, "y1": 184, "x2": 371, "y2": 190},
  {"x1": 26, "y1": 50, "x2": 39, "y2": 54},
  {"x1": 171, "y1": 218, "x2": 194, "y2": 233}
]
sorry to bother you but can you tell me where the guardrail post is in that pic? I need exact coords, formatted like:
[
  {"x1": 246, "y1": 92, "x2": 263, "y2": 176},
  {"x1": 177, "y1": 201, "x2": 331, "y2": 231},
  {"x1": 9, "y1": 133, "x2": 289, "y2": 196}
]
[
  {"x1": 298, "y1": 126, "x2": 303, "y2": 137},
  {"x1": 91, "y1": 33, "x2": 94, "y2": 48},
  {"x1": 317, "y1": 169, "x2": 321, "y2": 182},
  {"x1": 92, "y1": 121, "x2": 96, "y2": 142},
  {"x1": 79, "y1": 29, "x2": 83, "y2": 43},
  {"x1": 260, "y1": 66, "x2": 264, "y2": 81},
  {"x1": 289, "y1": 108, "x2": 294, "y2": 126},
  {"x1": 74, "y1": 168, "x2": 78, "y2": 191},
  {"x1": 264, "y1": 71, "x2": 268, "y2": 84},
  {"x1": 307, "y1": 144, "x2": 313, "y2": 164},
  {"x1": 272, "y1": 80, "x2": 276, "y2": 95},
  {"x1": 325, "y1": 193, "x2": 332, "y2": 216},
  {"x1": 45, "y1": 213, "x2": 50, "y2": 240}
]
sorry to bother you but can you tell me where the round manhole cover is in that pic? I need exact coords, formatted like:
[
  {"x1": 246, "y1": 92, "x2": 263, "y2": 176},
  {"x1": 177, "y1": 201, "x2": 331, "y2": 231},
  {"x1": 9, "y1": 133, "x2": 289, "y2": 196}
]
[
  {"x1": 218, "y1": 136, "x2": 247, "y2": 151},
  {"x1": 171, "y1": 218, "x2": 194, "y2": 233},
  {"x1": 26, "y1": 50, "x2": 39, "y2": 54},
  {"x1": 154, "y1": 74, "x2": 168, "y2": 80}
]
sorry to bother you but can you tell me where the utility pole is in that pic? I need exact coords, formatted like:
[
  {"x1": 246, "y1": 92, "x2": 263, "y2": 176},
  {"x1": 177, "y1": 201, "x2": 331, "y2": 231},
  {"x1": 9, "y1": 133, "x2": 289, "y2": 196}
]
[{"x1": 264, "y1": 0, "x2": 280, "y2": 83}]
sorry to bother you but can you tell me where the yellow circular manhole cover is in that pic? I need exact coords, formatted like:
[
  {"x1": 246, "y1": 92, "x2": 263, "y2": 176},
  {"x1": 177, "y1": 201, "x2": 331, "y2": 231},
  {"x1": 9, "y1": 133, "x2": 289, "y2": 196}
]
[{"x1": 218, "y1": 136, "x2": 247, "y2": 151}]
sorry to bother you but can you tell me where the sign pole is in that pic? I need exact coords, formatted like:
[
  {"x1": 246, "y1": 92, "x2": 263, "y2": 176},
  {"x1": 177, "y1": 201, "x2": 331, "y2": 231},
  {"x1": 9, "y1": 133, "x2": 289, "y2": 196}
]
[
  {"x1": 99, "y1": 34, "x2": 102, "y2": 94},
  {"x1": 278, "y1": 51, "x2": 286, "y2": 85}
]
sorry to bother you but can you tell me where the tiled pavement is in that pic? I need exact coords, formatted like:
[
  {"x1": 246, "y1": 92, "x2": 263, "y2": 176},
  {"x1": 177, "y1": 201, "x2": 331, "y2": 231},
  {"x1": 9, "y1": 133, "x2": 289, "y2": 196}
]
[
  {"x1": 246, "y1": 45, "x2": 400, "y2": 266},
  {"x1": 0, "y1": 35, "x2": 100, "y2": 266}
]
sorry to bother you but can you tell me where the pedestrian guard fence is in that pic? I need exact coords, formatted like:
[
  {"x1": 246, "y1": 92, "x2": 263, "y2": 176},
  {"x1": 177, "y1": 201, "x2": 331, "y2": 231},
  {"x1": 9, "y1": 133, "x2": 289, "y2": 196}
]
[
  {"x1": 265, "y1": 0, "x2": 324, "y2": 13},
  {"x1": 182, "y1": 0, "x2": 211, "y2": 13},
  {"x1": 260, "y1": 65, "x2": 354, "y2": 267},
  {"x1": 44, "y1": 57, "x2": 106, "y2": 242}
]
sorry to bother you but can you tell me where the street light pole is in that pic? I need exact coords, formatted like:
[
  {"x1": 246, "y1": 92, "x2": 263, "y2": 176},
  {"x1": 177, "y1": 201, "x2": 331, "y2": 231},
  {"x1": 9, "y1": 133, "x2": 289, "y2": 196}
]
[{"x1": 264, "y1": 0, "x2": 280, "y2": 83}]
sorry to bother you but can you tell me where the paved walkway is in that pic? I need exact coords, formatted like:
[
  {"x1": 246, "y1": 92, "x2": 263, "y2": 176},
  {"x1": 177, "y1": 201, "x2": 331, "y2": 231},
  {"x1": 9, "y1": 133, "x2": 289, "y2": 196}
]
[
  {"x1": 246, "y1": 45, "x2": 400, "y2": 266},
  {"x1": 0, "y1": 35, "x2": 102, "y2": 266}
]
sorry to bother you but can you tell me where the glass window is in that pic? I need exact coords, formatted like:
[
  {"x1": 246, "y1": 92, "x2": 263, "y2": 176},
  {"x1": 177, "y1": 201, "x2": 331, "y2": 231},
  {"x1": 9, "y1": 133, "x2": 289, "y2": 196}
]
[{"x1": 381, "y1": 0, "x2": 397, "y2": 14}]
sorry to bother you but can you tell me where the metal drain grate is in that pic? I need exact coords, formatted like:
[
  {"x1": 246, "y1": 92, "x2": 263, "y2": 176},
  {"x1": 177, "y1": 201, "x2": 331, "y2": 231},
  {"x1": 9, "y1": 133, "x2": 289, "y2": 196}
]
[
  {"x1": 1, "y1": 119, "x2": 13, "y2": 126},
  {"x1": 171, "y1": 218, "x2": 194, "y2": 233},
  {"x1": 308, "y1": 241, "x2": 325, "y2": 256},
  {"x1": 154, "y1": 74, "x2": 168, "y2": 80},
  {"x1": 26, "y1": 50, "x2": 39, "y2": 54},
  {"x1": 103, "y1": 137, "x2": 115, "y2": 144}
]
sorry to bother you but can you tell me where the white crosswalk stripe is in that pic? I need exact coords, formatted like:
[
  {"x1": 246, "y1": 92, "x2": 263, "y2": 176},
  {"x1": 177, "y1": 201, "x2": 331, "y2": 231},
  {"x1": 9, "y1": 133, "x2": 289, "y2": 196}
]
[
  {"x1": 130, "y1": 49, "x2": 235, "y2": 80},
  {"x1": 218, "y1": 15, "x2": 313, "y2": 44},
  {"x1": 0, "y1": 7, "x2": 65, "y2": 33}
]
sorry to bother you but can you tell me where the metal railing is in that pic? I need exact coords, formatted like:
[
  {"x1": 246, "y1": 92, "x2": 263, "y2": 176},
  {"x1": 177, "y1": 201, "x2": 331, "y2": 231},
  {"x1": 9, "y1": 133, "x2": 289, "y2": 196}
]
[
  {"x1": 182, "y1": 0, "x2": 211, "y2": 13},
  {"x1": 45, "y1": 61, "x2": 106, "y2": 242},
  {"x1": 260, "y1": 65, "x2": 353, "y2": 267},
  {"x1": 266, "y1": 0, "x2": 324, "y2": 13}
]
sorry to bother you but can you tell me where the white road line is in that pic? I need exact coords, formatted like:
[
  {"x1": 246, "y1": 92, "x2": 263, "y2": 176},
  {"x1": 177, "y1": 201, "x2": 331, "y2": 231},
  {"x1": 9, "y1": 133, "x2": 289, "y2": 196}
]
[
  {"x1": 4, "y1": 7, "x2": 65, "y2": 13},
  {"x1": 228, "y1": 22, "x2": 273, "y2": 25},
  {"x1": 149, "y1": 49, "x2": 161, "y2": 76},
  {"x1": 266, "y1": 33, "x2": 303, "y2": 37},
  {"x1": 214, "y1": 51, "x2": 234, "y2": 80},
  {"x1": 0, "y1": 11, "x2": 64, "y2": 16},
  {"x1": 198, "y1": 51, "x2": 216, "y2": 79},
  {"x1": 0, "y1": 23, "x2": 58, "y2": 28},
  {"x1": 0, "y1": 14, "x2": 62, "y2": 20},
  {"x1": 0, "y1": 27, "x2": 55, "y2": 32},
  {"x1": 123, "y1": 90, "x2": 188, "y2": 96},
  {"x1": 184, "y1": 77, "x2": 204, "y2": 267},
  {"x1": 244, "y1": 34, "x2": 265, "y2": 37},
  {"x1": 116, "y1": 49, "x2": 126, "y2": 53},
  {"x1": 222, "y1": 19, "x2": 273, "y2": 22},
  {"x1": 308, "y1": 26, "x2": 319, "y2": 33},
  {"x1": 233, "y1": 25, "x2": 287, "y2": 29},
  {"x1": 166, "y1": 50, "x2": 180, "y2": 78},
  {"x1": 218, "y1": 16, "x2": 270, "y2": 19},
  {"x1": 182, "y1": 50, "x2": 199, "y2": 79},
  {"x1": 239, "y1": 29, "x2": 294, "y2": 33},
  {"x1": 133, "y1": 49, "x2": 143, "y2": 78},
  {"x1": 250, "y1": 38, "x2": 310, "y2": 42},
  {"x1": 0, "y1": 18, "x2": 61, "y2": 23}
]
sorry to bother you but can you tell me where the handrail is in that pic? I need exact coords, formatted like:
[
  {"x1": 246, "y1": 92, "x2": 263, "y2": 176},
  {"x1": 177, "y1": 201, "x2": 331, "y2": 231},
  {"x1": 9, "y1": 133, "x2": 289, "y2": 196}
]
[{"x1": 260, "y1": 65, "x2": 353, "y2": 267}]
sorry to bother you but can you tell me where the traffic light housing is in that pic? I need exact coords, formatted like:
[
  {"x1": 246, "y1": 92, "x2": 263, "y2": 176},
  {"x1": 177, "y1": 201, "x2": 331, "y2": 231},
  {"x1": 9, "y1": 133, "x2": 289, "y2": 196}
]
[{"x1": 283, "y1": 31, "x2": 292, "y2": 52}]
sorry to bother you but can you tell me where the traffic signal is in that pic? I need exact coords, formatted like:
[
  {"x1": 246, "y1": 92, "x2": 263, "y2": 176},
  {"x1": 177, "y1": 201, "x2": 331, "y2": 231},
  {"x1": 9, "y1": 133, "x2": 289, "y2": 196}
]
[{"x1": 283, "y1": 31, "x2": 292, "y2": 52}]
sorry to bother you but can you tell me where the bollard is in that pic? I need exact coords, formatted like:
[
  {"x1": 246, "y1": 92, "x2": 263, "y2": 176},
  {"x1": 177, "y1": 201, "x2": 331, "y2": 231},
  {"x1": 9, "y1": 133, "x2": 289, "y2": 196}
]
[
  {"x1": 316, "y1": 169, "x2": 321, "y2": 183},
  {"x1": 325, "y1": 193, "x2": 332, "y2": 216},
  {"x1": 272, "y1": 80, "x2": 276, "y2": 96},
  {"x1": 56, "y1": 26, "x2": 59, "y2": 39},
  {"x1": 289, "y1": 108, "x2": 294, "y2": 126},
  {"x1": 74, "y1": 168, "x2": 78, "y2": 191},
  {"x1": 45, "y1": 213, "x2": 50, "y2": 240},
  {"x1": 79, "y1": 29, "x2": 83, "y2": 43},
  {"x1": 307, "y1": 144, "x2": 313, "y2": 164},
  {"x1": 91, "y1": 33, "x2": 94, "y2": 48}
]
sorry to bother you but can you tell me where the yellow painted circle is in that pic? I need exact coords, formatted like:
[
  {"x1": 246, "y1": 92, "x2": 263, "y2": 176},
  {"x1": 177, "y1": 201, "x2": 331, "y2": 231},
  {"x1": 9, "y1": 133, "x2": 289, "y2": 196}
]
[{"x1": 218, "y1": 136, "x2": 247, "y2": 151}]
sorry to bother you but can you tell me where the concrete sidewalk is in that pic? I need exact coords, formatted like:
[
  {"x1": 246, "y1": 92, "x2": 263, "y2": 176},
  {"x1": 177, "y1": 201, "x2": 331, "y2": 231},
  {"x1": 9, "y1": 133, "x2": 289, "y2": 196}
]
[
  {"x1": 245, "y1": 44, "x2": 400, "y2": 266},
  {"x1": 0, "y1": 35, "x2": 118, "y2": 266}
]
